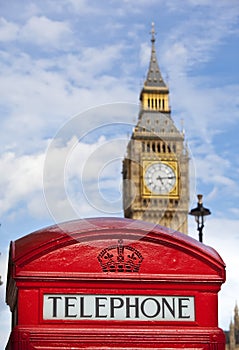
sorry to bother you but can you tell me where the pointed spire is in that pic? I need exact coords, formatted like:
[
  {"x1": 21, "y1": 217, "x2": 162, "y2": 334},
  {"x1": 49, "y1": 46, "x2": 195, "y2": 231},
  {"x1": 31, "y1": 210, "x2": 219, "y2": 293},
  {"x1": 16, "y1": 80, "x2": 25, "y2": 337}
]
[
  {"x1": 145, "y1": 22, "x2": 167, "y2": 88},
  {"x1": 234, "y1": 301, "x2": 239, "y2": 333},
  {"x1": 234, "y1": 301, "x2": 238, "y2": 314}
]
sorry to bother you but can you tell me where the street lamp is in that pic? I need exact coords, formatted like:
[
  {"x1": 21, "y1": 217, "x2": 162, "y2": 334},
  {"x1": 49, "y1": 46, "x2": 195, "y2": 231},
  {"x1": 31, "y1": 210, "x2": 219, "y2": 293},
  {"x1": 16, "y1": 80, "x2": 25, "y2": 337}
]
[{"x1": 189, "y1": 194, "x2": 211, "y2": 243}]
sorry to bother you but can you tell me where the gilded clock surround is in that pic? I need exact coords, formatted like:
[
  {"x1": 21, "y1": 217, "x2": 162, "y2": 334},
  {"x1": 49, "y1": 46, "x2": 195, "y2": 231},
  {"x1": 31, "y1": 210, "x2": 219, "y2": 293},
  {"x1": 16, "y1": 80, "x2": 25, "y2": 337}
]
[{"x1": 142, "y1": 159, "x2": 179, "y2": 198}]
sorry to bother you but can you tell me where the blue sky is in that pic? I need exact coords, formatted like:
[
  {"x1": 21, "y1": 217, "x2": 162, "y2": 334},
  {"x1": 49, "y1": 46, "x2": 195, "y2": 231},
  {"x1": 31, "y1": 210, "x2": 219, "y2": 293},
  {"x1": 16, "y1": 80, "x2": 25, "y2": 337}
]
[{"x1": 0, "y1": 0, "x2": 239, "y2": 346}]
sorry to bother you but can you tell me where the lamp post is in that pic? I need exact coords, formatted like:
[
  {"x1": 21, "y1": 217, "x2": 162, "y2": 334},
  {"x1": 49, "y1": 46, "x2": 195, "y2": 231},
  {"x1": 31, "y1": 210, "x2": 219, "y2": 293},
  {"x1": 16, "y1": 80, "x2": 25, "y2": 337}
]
[{"x1": 189, "y1": 194, "x2": 211, "y2": 243}]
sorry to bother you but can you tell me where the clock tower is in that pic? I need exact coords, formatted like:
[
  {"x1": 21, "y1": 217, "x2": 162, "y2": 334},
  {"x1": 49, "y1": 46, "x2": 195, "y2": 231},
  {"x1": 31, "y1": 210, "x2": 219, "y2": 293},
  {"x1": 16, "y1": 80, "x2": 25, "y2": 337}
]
[{"x1": 122, "y1": 24, "x2": 189, "y2": 234}]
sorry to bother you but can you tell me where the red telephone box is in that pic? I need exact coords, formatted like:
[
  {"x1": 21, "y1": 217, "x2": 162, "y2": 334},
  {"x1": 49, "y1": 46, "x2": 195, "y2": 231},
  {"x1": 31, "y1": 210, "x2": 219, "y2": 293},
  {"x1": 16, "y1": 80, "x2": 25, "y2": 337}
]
[{"x1": 6, "y1": 217, "x2": 226, "y2": 349}]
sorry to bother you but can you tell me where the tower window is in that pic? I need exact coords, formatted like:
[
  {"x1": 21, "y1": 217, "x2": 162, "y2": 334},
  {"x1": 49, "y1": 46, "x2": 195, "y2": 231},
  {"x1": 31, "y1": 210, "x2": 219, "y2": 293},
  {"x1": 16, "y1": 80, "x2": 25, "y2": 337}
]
[
  {"x1": 148, "y1": 98, "x2": 150, "y2": 108},
  {"x1": 159, "y1": 100, "x2": 161, "y2": 108}
]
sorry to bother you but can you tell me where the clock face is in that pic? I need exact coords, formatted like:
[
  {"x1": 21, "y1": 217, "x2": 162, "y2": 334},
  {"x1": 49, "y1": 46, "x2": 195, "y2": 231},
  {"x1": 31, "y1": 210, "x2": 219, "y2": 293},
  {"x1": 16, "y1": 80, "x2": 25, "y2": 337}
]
[{"x1": 144, "y1": 162, "x2": 176, "y2": 195}]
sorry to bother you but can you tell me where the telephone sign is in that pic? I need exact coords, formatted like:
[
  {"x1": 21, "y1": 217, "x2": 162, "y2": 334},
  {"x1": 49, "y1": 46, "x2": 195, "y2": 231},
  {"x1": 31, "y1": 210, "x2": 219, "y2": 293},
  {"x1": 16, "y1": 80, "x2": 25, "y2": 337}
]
[{"x1": 43, "y1": 294, "x2": 195, "y2": 321}]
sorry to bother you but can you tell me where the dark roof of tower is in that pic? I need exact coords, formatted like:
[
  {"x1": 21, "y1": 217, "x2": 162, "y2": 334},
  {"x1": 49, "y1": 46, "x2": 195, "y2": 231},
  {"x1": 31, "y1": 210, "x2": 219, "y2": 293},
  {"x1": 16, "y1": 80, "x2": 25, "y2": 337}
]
[
  {"x1": 134, "y1": 111, "x2": 184, "y2": 142},
  {"x1": 144, "y1": 23, "x2": 167, "y2": 88}
]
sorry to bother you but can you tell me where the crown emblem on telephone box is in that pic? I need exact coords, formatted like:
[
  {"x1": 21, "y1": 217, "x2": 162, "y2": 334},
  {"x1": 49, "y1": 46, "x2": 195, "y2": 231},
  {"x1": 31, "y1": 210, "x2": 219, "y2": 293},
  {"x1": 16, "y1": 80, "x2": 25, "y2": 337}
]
[{"x1": 98, "y1": 239, "x2": 144, "y2": 273}]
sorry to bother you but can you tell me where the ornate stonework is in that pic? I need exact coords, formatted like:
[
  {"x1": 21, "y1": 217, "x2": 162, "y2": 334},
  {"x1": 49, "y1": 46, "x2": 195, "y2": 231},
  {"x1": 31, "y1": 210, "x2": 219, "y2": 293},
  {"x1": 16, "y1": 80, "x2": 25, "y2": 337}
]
[
  {"x1": 123, "y1": 24, "x2": 189, "y2": 234},
  {"x1": 225, "y1": 303, "x2": 239, "y2": 350}
]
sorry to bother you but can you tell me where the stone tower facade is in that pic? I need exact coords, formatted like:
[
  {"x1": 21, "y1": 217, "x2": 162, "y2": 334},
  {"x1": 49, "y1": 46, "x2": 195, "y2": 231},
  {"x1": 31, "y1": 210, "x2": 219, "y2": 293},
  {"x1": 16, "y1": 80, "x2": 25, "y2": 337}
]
[
  {"x1": 122, "y1": 25, "x2": 189, "y2": 234},
  {"x1": 225, "y1": 303, "x2": 239, "y2": 350}
]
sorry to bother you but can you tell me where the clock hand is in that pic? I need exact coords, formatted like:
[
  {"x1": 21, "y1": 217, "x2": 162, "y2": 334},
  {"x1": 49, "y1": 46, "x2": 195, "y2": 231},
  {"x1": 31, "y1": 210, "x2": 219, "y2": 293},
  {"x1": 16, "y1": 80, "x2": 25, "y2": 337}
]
[
  {"x1": 156, "y1": 176, "x2": 163, "y2": 184},
  {"x1": 158, "y1": 176, "x2": 175, "y2": 180}
]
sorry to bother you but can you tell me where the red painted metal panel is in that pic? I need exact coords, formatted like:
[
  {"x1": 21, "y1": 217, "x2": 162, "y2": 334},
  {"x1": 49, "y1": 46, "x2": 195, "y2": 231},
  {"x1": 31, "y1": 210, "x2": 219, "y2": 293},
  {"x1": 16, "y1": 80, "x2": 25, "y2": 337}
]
[{"x1": 5, "y1": 217, "x2": 226, "y2": 349}]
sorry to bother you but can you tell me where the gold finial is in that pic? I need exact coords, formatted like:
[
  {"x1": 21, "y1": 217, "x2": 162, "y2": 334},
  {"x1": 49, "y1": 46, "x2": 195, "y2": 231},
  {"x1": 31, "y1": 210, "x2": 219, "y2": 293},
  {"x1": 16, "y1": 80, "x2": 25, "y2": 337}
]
[
  {"x1": 151, "y1": 22, "x2": 156, "y2": 43},
  {"x1": 197, "y1": 194, "x2": 203, "y2": 204},
  {"x1": 180, "y1": 118, "x2": 185, "y2": 136}
]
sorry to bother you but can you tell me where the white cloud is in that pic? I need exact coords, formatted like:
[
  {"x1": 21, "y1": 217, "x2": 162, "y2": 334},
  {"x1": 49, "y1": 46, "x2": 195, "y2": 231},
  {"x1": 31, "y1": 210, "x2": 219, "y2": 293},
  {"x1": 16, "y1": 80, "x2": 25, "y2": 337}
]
[
  {"x1": 0, "y1": 43, "x2": 136, "y2": 157},
  {"x1": 195, "y1": 154, "x2": 230, "y2": 179},
  {"x1": 0, "y1": 17, "x2": 19, "y2": 42},
  {"x1": 0, "y1": 250, "x2": 11, "y2": 349},
  {"x1": 0, "y1": 151, "x2": 45, "y2": 215},
  {"x1": 190, "y1": 152, "x2": 239, "y2": 214},
  {"x1": 62, "y1": 0, "x2": 94, "y2": 12},
  {"x1": 21, "y1": 16, "x2": 72, "y2": 48},
  {"x1": 168, "y1": 73, "x2": 239, "y2": 144},
  {"x1": 65, "y1": 137, "x2": 128, "y2": 216},
  {"x1": 139, "y1": 42, "x2": 151, "y2": 68},
  {"x1": 162, "y1": 2, "x2": 239, "y2": 72},
  {"x1": 0, "y1": 308, "x2": 11, "y2": 349},
  {"x1": 205, "y1": 218, "x2": 239, "y2": 329},
  {"x1": 188, "y1": 217, "x2": 239, "y2": 329},
  {"x1": 58, "y1": 44, "x2": 126, "y2": 85},
  {"x1": 0, "y1": 15, "x2": 73, "y2": 48},
  {"x1": 43, "y1": 112, "x2": 133, "y2": 223},
  {"x1": 0, "y1": 132, "x2": 128, "y2": 223}
]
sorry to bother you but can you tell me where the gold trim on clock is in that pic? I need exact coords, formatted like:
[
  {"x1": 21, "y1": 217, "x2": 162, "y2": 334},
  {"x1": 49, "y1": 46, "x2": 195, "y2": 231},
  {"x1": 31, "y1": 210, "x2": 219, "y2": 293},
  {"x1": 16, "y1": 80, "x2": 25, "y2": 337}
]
[{"x1": 142, "y1": 160, "x2": 179, "y2": 198}]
